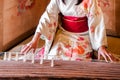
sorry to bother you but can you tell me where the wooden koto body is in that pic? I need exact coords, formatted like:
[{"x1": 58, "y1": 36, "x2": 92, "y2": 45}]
[{"x1": 0, "y1": 60, "x2": 120, "y2": 80}]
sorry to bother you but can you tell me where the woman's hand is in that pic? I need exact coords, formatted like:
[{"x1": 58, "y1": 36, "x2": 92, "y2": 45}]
[
  {"x1": 20, "y1": 40, "x2": 37, "y2": 54},
  {"x1": 20, "y1": 32, "x2": 41, "y2": 54},
  {"x1": 98, "y1": 46, "x2": 119, "y2": 62}
]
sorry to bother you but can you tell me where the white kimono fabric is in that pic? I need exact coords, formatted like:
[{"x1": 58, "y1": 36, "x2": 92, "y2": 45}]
[{"x1": 35, "y1": 0, "x2": 107, "y2": 61}]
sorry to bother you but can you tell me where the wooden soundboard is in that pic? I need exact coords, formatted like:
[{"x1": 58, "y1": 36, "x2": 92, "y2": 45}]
[{"x1": 0, "y1": 60, "x2": 120, "y2": 80}]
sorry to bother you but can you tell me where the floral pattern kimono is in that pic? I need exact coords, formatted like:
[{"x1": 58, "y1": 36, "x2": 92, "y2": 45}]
[{"x1": 35, "y1": 0, "x2": 107, "y2": 61}]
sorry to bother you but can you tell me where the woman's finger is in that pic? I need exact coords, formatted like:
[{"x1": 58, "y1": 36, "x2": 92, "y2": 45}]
[
  {"x1": 105, "y1": 52, "x2": 113, "y2": 62},
  {"x1": 24, "y1": 45, "x2": 33, "y2": 53},
  {"x1": 99, "y1": 52, "x2": 108, "y2": 62},
  {"x1": 21, "y1": 44, "x2": 32, "y2": 54},
  {"x1": 20, "y1": 45, "x2": 28, "y2": 53},
  {"x1": 98, "y1": 51, "x2": 101, "y2": 60},
  {"x1": 32, "y1": 48, "x2": 36, "y2": 53}
]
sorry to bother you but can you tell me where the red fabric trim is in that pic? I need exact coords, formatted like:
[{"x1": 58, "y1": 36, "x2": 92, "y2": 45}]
[{"x1": 62, "y1": 16, "x2": 89, "y2": 33}]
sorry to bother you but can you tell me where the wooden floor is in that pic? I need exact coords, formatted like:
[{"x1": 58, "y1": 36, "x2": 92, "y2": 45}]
[{"x1": 9, "y1": 36, "x2": 120, "y2": 58}]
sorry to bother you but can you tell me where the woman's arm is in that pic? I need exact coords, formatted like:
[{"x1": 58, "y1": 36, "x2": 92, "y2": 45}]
[
  {"x1": 88, "y1": 0, "x2": 107, "y2": 51},
  {"x1": 87, "y1": 0, "x2": 118, "y2": 62},
  {"x1": 21, "y1": 0, "x2": 60, "y2": 54}
]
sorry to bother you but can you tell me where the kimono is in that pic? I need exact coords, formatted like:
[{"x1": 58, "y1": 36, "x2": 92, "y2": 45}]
[{"x1": 35, "y1": 0, "x2": 107, "y2": 61}]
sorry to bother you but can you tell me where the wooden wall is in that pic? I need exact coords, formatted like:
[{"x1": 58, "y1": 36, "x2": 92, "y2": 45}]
[
  {"x1": 115, "y1": 0, "x2": 120, "y2": 36},
  {"x1": 100, "y1": 0, "x2": 120, "y2": 37},
  {"x1": 0, "y1": 0, "x2": 50, "y2": 51},
  {"x1": 0, "y1": 0, "x2": 3, "y2": 51}
]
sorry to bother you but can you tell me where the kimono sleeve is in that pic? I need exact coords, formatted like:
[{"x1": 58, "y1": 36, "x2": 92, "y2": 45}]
[
  {"x1": 35, "y1": 0, "x2": 60, "y2": 55},
  {"x1": 88, "y1": 0, "x2": 107, "y2": 51},
  {"x1": 35, "y1": 0, "x2": 60, "y2": 40}
]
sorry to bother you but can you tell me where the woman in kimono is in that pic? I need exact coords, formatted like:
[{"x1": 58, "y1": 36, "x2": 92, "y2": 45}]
[{"x1": 21, "y1": 0, "x2": 116, "y2": 62}]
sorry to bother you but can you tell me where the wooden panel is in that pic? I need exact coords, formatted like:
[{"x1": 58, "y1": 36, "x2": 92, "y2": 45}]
[
  {"x1": 99, "y1": 0, "x2": 120, "y2": 37},
  {"x1": 0, "y1": 0, "x2": 3, "y2": 51},
  {"x1": 2, "y1": 0, "x2": 50, "y2": 51},
  {"x1": 115, "y1": 0, "x2": 120, "y2": 36},
  {"x1": 0, "y1": 60, "x2": 120, "y2": 80}
]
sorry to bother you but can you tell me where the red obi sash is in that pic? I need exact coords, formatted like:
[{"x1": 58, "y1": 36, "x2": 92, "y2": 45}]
[{"x1": 61, "y1": 16, "x2": 89, "y2": 33}]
